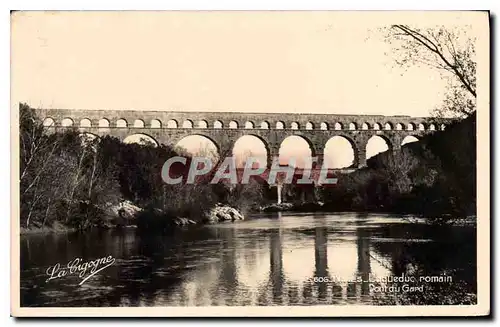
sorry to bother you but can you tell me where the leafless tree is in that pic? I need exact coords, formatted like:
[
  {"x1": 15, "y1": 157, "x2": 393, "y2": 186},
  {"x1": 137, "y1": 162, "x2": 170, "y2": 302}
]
[
  {"x1": 384, "y1": 25, "x2": 477, "y2": 118},
  {"x1": 20, "y1": 104, "x2": 121, "y2": 229}
]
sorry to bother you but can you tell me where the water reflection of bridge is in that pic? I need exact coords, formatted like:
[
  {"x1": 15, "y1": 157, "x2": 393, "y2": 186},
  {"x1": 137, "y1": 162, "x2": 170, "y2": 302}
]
[
  {"x1": 165, "y1": 217, "x2": 384, "y2": 306},
  {"x1": 260, "y1": 223, "x2": 373, "y2": 304}
]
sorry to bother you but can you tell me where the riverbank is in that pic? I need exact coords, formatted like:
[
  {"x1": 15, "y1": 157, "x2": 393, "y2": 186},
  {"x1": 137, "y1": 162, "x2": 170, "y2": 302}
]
[
  {"x1": 258, "y1": 202, "x2": 477, "y2": 226},
  {"x1": 20, "y1": 224, "x2": 76, "y2": 236},
  {"x1": 20, "y1": 201, "x2": 246, "y2": 235}
]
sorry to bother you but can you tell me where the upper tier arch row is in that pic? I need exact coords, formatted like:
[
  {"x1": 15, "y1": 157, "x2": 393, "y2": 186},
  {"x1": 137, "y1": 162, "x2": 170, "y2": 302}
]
[{"x1": 40, "y1": 115, "x2": 447, "y2": 132}]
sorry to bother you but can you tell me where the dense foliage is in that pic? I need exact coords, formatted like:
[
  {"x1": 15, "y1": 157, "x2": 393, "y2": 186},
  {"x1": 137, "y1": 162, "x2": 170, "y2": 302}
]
[
  {"x1": 19, "y1": 104, "x2": 269, "y2": 231},
  {"x1": 321, "y1": 114, "x2": 476, "y2": 221}
]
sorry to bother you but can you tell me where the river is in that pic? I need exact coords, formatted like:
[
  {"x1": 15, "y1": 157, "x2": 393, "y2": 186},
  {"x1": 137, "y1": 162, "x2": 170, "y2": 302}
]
[{"x1": 20, "y1": 212, "x2": 476, "y2": 307}]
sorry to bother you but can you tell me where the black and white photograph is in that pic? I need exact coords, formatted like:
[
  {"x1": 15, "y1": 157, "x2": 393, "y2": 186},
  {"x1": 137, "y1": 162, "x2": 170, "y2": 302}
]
[{"x1": 10, "y1": 10, "x2": 490, "y2": 317}]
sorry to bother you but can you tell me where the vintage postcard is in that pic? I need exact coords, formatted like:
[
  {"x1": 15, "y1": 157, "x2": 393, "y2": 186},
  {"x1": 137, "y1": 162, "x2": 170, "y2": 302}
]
[{"x1": 10, "y1": 11, "x2": 490, "y2": 317}]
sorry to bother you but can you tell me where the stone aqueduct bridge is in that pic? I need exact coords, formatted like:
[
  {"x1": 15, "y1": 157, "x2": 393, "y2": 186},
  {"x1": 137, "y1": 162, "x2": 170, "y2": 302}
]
[{"x1": 37, "y1": 108, "x2": 444, "y2": 168}]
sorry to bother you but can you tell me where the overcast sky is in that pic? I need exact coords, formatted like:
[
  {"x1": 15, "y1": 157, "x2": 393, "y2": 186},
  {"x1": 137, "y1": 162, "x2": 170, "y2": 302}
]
[
  {"x1": 11, "y1": 11, "x2": 485, "y2": 167},
  {"x1": 12, "y1": 11, "x2": 485, "y2": 116}
]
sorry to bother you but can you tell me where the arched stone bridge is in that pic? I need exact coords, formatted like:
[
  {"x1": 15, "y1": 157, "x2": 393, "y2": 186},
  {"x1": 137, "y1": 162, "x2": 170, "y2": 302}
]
[{"x1": 36, "y1": 108, "x2": 446, "y2": 168}]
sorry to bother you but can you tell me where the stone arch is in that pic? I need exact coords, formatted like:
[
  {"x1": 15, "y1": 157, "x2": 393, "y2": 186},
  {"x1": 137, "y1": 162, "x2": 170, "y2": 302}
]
[
  {"x1": 407, "y1": 123, "x2": 415, "y2": 131},
  {"x1": 278, "y1": 135, "x2": 316, "y2": 168},
  {"x1": 384, "y1": 122, "x2": 393, "y2": 130},
  {"x1": 98, "y1": 118, "x2": 110, "y2": 128},
  {"x1": 361, "y1": 122, "x2": 370, "y2": 130},
  {"x1": 324, "y1": 135, "x2": 356, "y2": 169},
  {"x1": 167, "y1": 119, "x2": 178, "y2": 128},
  {"x1": 80, "y1": 118, "x2": 92, "y2": 127},
  {"x1": 198, "y1": 120, "x2": 208, "y2": 128},
  {"x1": 401, "y1": 135, "x2": 420, "y2": 146},
  {"x1": 214, "y1": 120, "x2": 223, "y2": 128},
  {"x1": 366, "y1": 135, "x2": 392, "y2": 160},
  {"x1": 133, "y1": 119, "x2": 145, "y2": 128},
  {"x1": 182, "y1": 120, "x2": 193, "y2": 128},
  {"x1": 123, "y1": 133, "x2": 158, "y2": 147},
  {"x1": 229, "y1": 120, "x2": 239, "y2": 129},
  {"x1": 334, "y1": 122, "x2": 342, "y2": 130},
  {"x1": 232, "y1": 134, "x2": 269, "y2": 168},
  {"x1": 61, "y1": 118, "x2": 74, "y2": 127},
  {"x1": 245, "y1": 121, "x2": 255, "y2": 129},
  {"x1": 151, "y1": 119, "x2": 162, "y2": 128},
  {"x1": 116, "y1": 118, "x2": 127, "y2": 128},
  {"x1": 349, "y1": 122, "x2": 357, "y2": 130},
  {"x1": 396, "y1": 123, "x2": 404, "y2": 130},
  {"x1": 306, "y1": 122, "x2": 314, "y2": 130},
  {"x1": 373, "y1": 123, "x2": 381, "y2": 130},
  {"x1": 43, "y1": 117, "x2": 55, "y2": 127},
  {"x1": 418, "y1": 123, "x2": 426, "y2": 131},
  {"x1": 175, "y1": 134, "x2": 220, "y2": 161},
  {"x1": 260, "y1": 121, "x2": 270, "y2": 129},
  {"x1": 320, "y1": 122, "x2": 328, "y2": 130},
  {"x1": 276, "y1": 121, "x2": 285, "y2": 130},
  {"x1": 291, "y1": 122, "x2": 299, "y2": 130}
]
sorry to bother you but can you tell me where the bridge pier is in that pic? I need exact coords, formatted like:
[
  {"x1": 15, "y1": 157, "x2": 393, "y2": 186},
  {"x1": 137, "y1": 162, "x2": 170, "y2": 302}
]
[
  {"x1": 392, "y1": 143, "x2": 402, "y2": 154},
  {"x1": 277, "y1": 183, "x2": 283, "y2": 204},
  {"x1": 356, "y1": 148, "x2": 367, "y2": 169},
  {"x1": 314, "y1": 153, "x2": 324, "y2": 169}
]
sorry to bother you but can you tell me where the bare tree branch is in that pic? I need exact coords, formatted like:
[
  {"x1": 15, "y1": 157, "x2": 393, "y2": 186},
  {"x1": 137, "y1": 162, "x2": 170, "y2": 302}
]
[{"x1": 391, "y1": 25, "x2": 476, "y2": 98}]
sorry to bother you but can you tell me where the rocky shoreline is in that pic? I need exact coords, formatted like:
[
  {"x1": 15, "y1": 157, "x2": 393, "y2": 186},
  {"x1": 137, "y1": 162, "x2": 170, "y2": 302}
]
[
  {"x1": 21, "y1": 200, "x2": 329, "y2": 235},
  {"x1": 110, "y1": 201, "x2": 246, "y2": 229},
  {"x1": 204, "y1": 204, "x2": 245, "y2": 224},
  {"x1": 20, "y1": 201, "x2": 246, "y2": 235}
]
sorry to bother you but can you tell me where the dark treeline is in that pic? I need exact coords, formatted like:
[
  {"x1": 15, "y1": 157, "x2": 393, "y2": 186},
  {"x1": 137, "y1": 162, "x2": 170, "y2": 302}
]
[
  {"x1": 20, "y1": 102, "x2": 476, "y2": 232},
  {"x1": 321, "y1": 114, "x2": 476, "y2": 221},
  {"x1": 19, "y1": 104, "x2": 268, "y2": 232}
]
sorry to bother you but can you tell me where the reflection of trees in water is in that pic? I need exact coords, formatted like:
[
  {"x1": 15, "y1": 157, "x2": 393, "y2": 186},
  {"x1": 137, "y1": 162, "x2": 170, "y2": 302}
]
[
  {"x1": 21, "y1": 231, "x2": 118, "y2": 306},
  {"x1": 370, "y1": 224, "x2": 477, "y2": 305},
  {"x1": 82, "y1": 228, "x2": 225, "y2": 306}
]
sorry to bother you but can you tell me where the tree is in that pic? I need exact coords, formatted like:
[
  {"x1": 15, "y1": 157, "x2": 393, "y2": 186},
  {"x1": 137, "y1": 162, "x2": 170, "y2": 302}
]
[
  {"x1": 19, "y1": 104, "x2": 124, "y2": 230},
  {"x1": 384, "y1": 25, "x2": 477, "y2": 118},
  {"x1": 20, "y1": 104, "x2": 62, "y2": 227}
]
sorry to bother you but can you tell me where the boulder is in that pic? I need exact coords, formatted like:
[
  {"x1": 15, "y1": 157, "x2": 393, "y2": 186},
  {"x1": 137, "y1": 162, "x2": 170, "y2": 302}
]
[
  {"x1": 205, "y1": 204, "x2": 245, "y2": 224},
  {"x1": 105, "y1": 200, "x2": 142, "y2": 220},
  {"x1": 103, "y1": 201, "x2": 143, "y2": 227}
]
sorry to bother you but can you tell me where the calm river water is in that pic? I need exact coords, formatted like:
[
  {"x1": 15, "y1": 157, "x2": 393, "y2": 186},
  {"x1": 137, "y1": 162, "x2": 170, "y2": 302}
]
[{"x1": 20, "y1": 212, "x2": 476, "y2": 307}]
